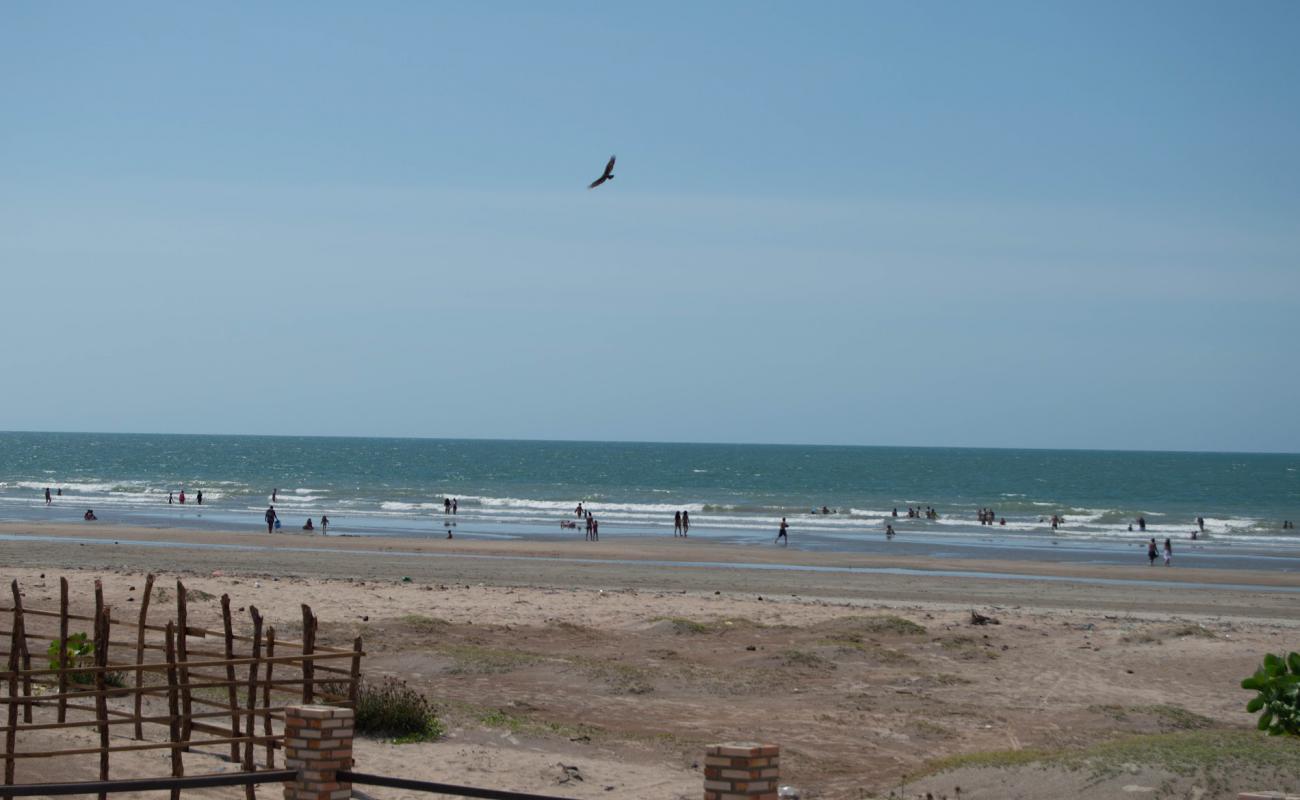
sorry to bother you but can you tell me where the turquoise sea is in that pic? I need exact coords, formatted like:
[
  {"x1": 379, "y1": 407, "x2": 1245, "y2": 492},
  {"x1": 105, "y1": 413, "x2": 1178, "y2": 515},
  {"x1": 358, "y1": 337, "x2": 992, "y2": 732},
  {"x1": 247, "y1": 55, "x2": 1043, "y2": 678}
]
[{"x1": 1, "y1": 433, "x2": 1298, "y2": 556}]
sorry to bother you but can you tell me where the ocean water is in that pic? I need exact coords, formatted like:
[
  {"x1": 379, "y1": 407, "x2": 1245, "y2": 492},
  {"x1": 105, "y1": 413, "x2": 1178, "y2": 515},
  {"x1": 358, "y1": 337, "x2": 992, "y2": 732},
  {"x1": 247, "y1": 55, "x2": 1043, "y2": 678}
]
[{"x1": 1, "y1": 432, "x2": 1298, "y2": 550}]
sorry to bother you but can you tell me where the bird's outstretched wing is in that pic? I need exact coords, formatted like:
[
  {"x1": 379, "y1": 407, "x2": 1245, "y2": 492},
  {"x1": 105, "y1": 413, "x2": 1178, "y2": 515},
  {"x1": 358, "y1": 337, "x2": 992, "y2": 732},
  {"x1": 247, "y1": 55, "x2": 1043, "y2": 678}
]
[{"x1": 588, "y1": 155, "x2": 616, "y2": 189}]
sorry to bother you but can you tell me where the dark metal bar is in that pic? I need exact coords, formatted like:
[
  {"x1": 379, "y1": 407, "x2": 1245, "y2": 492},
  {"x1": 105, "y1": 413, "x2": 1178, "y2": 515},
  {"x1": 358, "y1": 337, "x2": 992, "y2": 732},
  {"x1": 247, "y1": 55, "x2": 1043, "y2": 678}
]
[
  {"x1": 0, "y1": 769, "x2": 297, "y2": 796},
  {"x1": 339, "y1": 771, "x2": 574, "y2": 800}
]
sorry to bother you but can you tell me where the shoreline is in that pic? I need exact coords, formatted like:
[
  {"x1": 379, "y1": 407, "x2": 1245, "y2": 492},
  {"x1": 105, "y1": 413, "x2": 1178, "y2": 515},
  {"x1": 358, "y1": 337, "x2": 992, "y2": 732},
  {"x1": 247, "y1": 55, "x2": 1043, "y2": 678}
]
[{"x1": 4, "y1": 521, "x2": 1298, "y2": 620}]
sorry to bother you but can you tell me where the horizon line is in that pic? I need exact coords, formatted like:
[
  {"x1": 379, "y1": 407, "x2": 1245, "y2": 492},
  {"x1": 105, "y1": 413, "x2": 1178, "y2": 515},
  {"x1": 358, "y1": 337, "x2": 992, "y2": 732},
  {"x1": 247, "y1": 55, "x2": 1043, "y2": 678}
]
[{"x1": 2, "y1": 428, "x2": 1297, "y2": 459}]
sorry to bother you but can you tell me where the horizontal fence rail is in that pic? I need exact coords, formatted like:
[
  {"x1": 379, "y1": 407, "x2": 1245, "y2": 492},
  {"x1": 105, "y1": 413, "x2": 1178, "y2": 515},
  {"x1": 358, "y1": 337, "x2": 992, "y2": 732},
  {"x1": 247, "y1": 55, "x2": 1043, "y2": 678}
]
[
  {"x1": 0, "y1": 768, "x2": 297, "y2": 797},
  {"x1": 340, "y1": 771, "x2": 576, "y2": 800}
]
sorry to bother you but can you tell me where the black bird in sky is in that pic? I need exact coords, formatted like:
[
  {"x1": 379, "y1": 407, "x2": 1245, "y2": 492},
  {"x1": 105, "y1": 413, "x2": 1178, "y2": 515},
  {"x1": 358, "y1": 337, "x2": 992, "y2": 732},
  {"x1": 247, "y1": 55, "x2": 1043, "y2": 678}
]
[{"x1": 588, "y1": 155, "x2": 616, "y2": 189}]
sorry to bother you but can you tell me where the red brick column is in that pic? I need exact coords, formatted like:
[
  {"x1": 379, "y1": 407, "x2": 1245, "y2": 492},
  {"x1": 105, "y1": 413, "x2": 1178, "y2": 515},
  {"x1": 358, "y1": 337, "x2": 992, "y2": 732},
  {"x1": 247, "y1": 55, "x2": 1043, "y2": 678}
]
[
  {"x1": 283, "y1": 704, "x2": 354, "y2": 800},
  {"x1": 704, "y1": 742, "x2": 780, "y2": 800}
]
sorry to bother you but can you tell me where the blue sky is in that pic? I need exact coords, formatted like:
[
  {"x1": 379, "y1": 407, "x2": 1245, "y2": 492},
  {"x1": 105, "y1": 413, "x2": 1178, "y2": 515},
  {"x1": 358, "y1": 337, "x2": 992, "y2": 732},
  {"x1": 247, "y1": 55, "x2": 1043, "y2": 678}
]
[{"x1": 2, "y1": 2, "x2": 1297, "y2": 451}]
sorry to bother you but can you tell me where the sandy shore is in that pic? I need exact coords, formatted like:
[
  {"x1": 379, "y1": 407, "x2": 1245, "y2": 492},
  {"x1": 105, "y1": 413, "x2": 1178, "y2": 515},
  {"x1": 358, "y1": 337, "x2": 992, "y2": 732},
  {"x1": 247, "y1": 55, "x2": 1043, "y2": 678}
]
[{"x1": 3, "y1": 522, "x2": 1299, "y2": 798}]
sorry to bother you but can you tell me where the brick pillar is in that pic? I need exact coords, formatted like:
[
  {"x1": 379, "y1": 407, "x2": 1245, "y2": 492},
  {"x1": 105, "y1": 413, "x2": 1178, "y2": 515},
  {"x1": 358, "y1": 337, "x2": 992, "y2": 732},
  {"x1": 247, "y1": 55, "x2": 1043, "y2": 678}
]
[
  {"x1": 704, "y1": 742, "x2": 780, "y2": 800},
  {"x1": 283, "y1": 704, "x2": 354, "y2": 800}
]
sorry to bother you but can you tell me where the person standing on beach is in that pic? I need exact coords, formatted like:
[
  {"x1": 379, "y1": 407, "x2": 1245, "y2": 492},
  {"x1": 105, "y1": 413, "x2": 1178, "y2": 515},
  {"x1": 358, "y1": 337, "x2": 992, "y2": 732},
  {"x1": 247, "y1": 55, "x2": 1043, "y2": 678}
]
[
  {"x1": 674, "y1": 511, "x2": 682, "y2": 536},
  {"x1": 265, "y1": 506, "x2": 278, "y2": 534},
  {"x1": 1147, "y1": 538, "x2": 1158, "y2": 566},
  {"x1": 1163, "y1": 538, "x2": 1172, "y2": 566},
  {"x1": 682, "y1": 510, "x2": 690, "y2": 535},
  {"x1": 321, "y1": 515, "x2": 329, "y2": 534},
  {"x1": 776, "y1": 517, "x2": 788, "y2": 545},
  {"x1": 44, "y1": 487, "x2": 51, "y2": 505},
  {"x1": 197, "y1": 490, "x2": 203, "y2": 505},
  {"x1": 585, "y1": 513, "x2": 593, "y2": 540}
]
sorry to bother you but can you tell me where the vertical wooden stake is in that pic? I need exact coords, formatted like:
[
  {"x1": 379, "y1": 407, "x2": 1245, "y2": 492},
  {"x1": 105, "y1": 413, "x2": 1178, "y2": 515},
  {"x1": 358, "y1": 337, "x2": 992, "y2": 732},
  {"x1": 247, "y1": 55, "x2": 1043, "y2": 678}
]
[
  {"x1": 57, "y1": 577, "x2": 69, "y2": 723},
  {"x1": 175, "y1": 580, "x2": 192, "y2": 743},
  {"x1": 94, "y1": 603, "x2": 111, "y2": 800},
  {"x1": 262, "y1": 627, "x2": 275, "y2": 768},
  {"x1": 132, "y1": 573, "x2": 155, "y2": 740},
  {"x1": 242, "y1": 607, "x2": 263, "y2": 797},
  {"x1": 4, "y1": 582, "x2": 20, "y2": 795},
  {"x1": 349, "y1": 636, "x2": 363, "y2": 710},
  {"x1": 220, "y1": 595, "x2": 240, "y2": 763},
  {"x1": 163, "y1": 623, "x2": 183, "y2": 800},
  {"x1": 10, "y1": 583, "x2": 31, "y2": 724},
  {"x1": 300, "y1": 604, "x2": 316, "y2": 704}
]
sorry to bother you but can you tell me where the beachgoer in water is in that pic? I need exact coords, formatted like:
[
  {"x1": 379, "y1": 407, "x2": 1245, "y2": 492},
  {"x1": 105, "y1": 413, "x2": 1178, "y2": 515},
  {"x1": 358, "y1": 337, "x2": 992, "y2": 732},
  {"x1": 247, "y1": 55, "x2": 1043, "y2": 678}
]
[
  {"x1": 303, "y1": 518, "x2": 314, "y2": 531},
  {"x1": 585, "y1": 514, "x2": 593, "y2": 540},
  {"x1": 444, "y1": 498, "x2": 451, "y2": 514},
  {"x1": 674, "y1": 511, "x2": 682, "y2": 536},
  {"x1": 885, "y1": 523, "x2": 894, "y2": 538},
  {"x1": 591, "y1": 518, "x2": 599, "y2": 541},
  {"x1": 452, "y1": 498, "x2": 458, "y2": 514},
  {"x1": 83, "y1": 509, "x2": 97, "y2": 521},
  {"x1": 1197, "y1": 516, "x2": 1205, "y2": 532},
  {"x1": 776, "y1": 517, "x2": 788, "y2": 545},
  {"x1": 57, "y1": 488, "x2": 62, "y2": 496},
  {"x1": 321, "y1": 515, "x2": 328, "y2": 534},
  {"x1": 168, "y1": 492, "x2": 173, "y2": 505},
  {"x1": 821, "y1": 506, "x2": 830, "y2": 515},
  {"x1": 682, "y1": 510, "x2": 690, "y2": 535},
  {"x1": 44, "y1": 488, "x2": 51, "y2": 505},
  {"x1": 1147, "y1": 538, "x2": 1158, "y2": 566},
  {"x1": 197, "y1": 490, "x2": 203, "y2": 505},
  {"x1": 265, "y1": 506, "x2": 278, "y2": 534},
  {"x1": 272, "y1": 488, "x2": 278, "y2": 503},
  {"x1": 1163, "y1": 538, "x2": 1172, "y2": 566},
  {"x1": 892, "y1": 508, "x2": 898, "y2": 517},
  {"x1": 179, "y1": 489, "x2": 186, "y2": 504},
  {"x1": 1191, "y1": 529, "x2": 1198, "y2": 540},
  {"x1": 1127, "y1": 524, "x2": 1133, "y2": 532},
  {"x1": 575, "y1": 502, "x2": 583, "y2": 518},
  {"x1": 1137, "y1": 516, "x2": 1146, "y2": 532},
  {"x1": 1000, "y1": 517, "x2": 1006, "y2": 526}
]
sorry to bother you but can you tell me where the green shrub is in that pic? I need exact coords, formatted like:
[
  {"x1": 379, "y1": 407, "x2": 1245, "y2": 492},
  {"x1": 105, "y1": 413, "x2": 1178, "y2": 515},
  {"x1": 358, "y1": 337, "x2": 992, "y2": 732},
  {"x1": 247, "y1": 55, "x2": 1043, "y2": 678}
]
[
  {"x1": 48, "y1": 632, "x2": 96, "y2": 684},
  {"x1": 1242, "y1": 652, "x2": 1300, "y2": 736},
  {"x1": 353, "y1": 678, "x2": 444, "y2": 743}
]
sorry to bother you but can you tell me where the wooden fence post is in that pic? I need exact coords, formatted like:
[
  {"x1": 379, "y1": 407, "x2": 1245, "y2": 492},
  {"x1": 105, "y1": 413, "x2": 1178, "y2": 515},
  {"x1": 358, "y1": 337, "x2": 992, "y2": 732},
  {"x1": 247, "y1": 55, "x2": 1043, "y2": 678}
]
[
  {"x1": 283, "y1": 705, "x2": 353, "y2": 800},
  {"x1": 4, "y1": 583, "x2": 19, "y2": 796},
  {"x1": 221, "y1": 595, "x2": 241, "y2": 762},
  {"x1": 242, "y1": 607, "x2": 263, "y2": 800},
  {"x1": 56, "y1": 577, "x2": 69, "y2": 723},
  {"x1": 300, "y1": 605, "x2": 317, "y2": 704},
  {"x1": 133, "y1": 573, "x2": 155, "y2": 740},
  {"x1": 263, "y1": 627, "x2": 276, "y2": 768},
  {"x1": 176, "y1": 580, "x2": 192, "y2": 743},
  {"x1": 163, "y1": 622, "x2": 183, "y2": 800},
  {"x1": 93, "y1": 600, "x2": 111, "y2": 800}
]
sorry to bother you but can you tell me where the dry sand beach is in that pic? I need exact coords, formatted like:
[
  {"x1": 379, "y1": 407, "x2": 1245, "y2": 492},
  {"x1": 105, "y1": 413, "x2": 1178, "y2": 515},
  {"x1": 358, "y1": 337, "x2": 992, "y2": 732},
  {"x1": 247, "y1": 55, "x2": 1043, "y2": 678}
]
[{"x1": 3, "y1": 522, "x2": 1299, "y2": 799}]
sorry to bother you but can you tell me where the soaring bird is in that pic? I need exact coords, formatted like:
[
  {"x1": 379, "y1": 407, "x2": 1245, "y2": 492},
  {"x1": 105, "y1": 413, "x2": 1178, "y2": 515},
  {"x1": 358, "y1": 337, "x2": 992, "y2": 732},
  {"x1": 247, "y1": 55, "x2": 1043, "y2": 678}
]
[{"x1": 588, "y1": 155, "x2": 616, "y2": 189}]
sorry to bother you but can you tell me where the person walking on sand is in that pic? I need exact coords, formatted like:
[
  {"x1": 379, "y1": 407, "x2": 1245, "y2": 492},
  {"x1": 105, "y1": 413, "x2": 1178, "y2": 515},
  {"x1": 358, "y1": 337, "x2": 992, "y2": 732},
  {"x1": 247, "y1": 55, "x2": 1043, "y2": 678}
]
[
  {"x1": 1163, "y1": 537, "x2": 1172, "y2": 566},
  {"x1": 674, "y1": 510, "x2": 682, "y2": 537},
  {"x1": 776, "y1": 517, "x2": 788, "y2": 545},
  {"x1": 1147, "y1": 538, "x2": 1158, "y2": 566},
  {"x1": 265, "y1": 506, "x2": 278, "y2": 534},
  {"x1": 681, "y1": 510, "x2": 690, "y2": 535}
]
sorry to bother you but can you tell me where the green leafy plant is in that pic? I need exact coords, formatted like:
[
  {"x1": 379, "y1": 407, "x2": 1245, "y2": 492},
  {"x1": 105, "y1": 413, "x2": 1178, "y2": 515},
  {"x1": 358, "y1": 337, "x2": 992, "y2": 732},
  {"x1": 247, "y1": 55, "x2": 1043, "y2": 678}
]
[
  {"x1": 1242, "y1": 652, "x2": 1300, "y2": 736},
  {"x1": 48, "y1": 632, "x2": 96, "y2": 685},
  {"x1": 351, "y1": 678, "x2": 444, "y2": 743}
]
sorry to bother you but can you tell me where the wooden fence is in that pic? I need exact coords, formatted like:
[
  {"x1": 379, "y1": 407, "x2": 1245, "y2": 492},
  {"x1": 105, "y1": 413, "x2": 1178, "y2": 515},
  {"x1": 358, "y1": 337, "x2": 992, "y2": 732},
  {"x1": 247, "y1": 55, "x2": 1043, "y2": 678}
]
[{"x1": 1, "y1": 576, "x2": 363, "y2": 799}]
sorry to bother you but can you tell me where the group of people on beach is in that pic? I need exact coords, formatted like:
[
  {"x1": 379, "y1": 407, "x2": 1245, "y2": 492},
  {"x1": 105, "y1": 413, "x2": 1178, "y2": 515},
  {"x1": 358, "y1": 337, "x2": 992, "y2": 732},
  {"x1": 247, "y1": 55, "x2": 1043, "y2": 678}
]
[
  {"x1": 976, "y1": 508, "x2": 1005, "y2": 526},
  {"x1": 1147, "y1": 537, "x2": 1173, "y2": 566},
  {"x1": 893, "y1": 506, "x2": 939, "y2": 520},
  {"x1": 673, "y1": 510, "x2": 690, "y2": 536},
  {"x1": 262, "y1": 501, "x2": 327, "y2": 535},
  {"x1": 166, "y1": 489, "x2": 201, "y2": 505}
]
